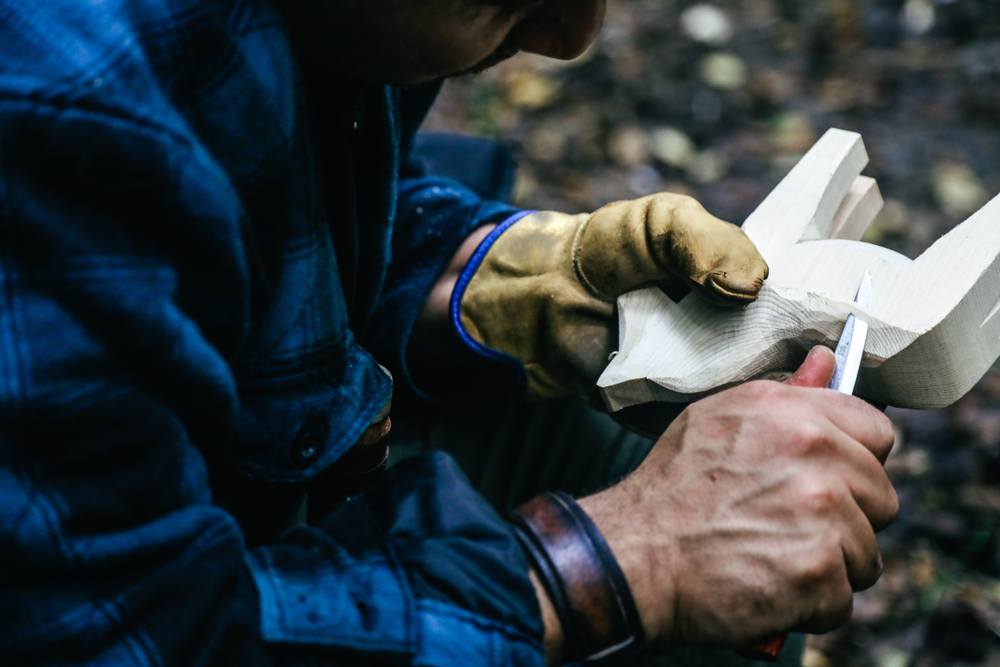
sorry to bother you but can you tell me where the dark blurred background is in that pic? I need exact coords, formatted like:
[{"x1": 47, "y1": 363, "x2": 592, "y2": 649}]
[{"x1": 423, "y1": 1, "x2": 1000, "y2": 665}]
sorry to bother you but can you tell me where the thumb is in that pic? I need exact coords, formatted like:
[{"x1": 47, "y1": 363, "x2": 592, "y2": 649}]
[{"x1": 784, "y1": 346, "x2": 836, "y2": 389}]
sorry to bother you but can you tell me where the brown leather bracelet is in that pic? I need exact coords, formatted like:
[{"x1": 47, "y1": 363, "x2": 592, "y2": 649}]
[{"x1": 510, "y1": 492, "x2": 645, "y2": 665}]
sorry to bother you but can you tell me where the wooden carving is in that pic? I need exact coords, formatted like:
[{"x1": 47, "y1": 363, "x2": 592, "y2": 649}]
[{"x1": 598, "y1": 128, "x2": 1000, "y2": 411}]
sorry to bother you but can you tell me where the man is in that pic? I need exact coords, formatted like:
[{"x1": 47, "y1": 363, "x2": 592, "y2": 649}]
[{"x1": 0, "y1": 0, "x2": 896, "y2": 665}]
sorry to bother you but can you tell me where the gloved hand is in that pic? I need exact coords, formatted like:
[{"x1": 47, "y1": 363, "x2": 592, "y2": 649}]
[{"x1": 455, "y1": 194, "x2": 768, "y2": 402}]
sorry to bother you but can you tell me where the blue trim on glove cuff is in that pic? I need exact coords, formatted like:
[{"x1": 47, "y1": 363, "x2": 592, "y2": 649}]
[{"x1": 450, "y1": 211, "x2": 535, "y2": 388}]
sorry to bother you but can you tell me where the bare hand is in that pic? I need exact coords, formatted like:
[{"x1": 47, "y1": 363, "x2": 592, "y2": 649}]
[{"x1": 577, "y1": 346, "x2": 898, "y2": 647}]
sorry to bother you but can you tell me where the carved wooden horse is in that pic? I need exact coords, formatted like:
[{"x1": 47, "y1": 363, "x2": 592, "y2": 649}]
[{"x1": 599, "y1": 129, "x2": 1000, "y2": 411}]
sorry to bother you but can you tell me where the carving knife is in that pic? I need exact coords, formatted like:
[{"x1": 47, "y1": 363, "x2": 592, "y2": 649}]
[
  {"x1": 739, "y1": 269, "x2": 872, "y2": 662},
  {"x1": 829, "y1": 270, "x2": 872, "y2": 395}
]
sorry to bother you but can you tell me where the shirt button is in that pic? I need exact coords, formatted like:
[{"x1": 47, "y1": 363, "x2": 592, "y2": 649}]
[{"x1": 292, "y1": 420, "x2": 327, "y2": 465}]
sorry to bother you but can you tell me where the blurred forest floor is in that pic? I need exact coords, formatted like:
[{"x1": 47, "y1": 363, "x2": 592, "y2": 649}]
[{"x1": 423, "y1": 1, "x2": 1000, "y2": 666}]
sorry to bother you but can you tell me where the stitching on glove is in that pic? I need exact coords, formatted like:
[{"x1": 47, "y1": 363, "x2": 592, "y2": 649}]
[{"x1": 572, "y1": 214, "x2": 617, "y2": 305}]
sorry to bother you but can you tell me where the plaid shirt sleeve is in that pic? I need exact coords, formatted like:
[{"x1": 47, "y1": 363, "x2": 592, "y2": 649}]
[{"x1": 0, "y1": 1, "x2": 544, "y2": 665}]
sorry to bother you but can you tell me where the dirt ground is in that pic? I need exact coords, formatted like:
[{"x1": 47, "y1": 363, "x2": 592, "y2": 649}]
[{"x1": 422, "y1": 1, "x2": 1000, "y2": 665}]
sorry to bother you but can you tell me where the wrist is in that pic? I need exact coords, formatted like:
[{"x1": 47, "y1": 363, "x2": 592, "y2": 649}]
[
  {"x1": 529, "y1": 567, "x2": 565, "y2": 665},
  {"x1": 511, "y1": 492, "x2": 646, "y2": 665},
  {"x1": 449, "y1": 211, "x2": 534, "y2": 374},
  {"x1": 577, "y1": 485, "x2": 676, "y2": 641},
  {"x1": 409, "y1": 223, "x2": 497, "y2": 392}
]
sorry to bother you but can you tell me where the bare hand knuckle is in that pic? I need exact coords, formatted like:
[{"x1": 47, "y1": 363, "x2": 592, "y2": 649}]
[
  {"x1": 855, "y1": 553, "x2": 885, "y2": 591},
  {"x1": 810, "y1": 585, "x2": 854, "y2": 633},
  {"x1": 795, "y1": 551, "x2": 841, "y2": 586},
  {"x1": 877, "y1": 413, "x2": 896, "y2": 448},
  {"x1": 887, "y1": 484, "x2": 900, "y2": 515},
  {"x1": 831, "y1": 596, "x2": 855, "y2": 628},
  {"x1": 786, "y1": 421, "x2": 826, "y2": 453},
  {"x1": 743, "y1": 379, "x2": 785, "y2": 405},
  {"x1": 792, "y1": 474, "x2": 841, "y2": 513},
  {"x1": 877, "y1": 487, "x2": 900, "y2": 527}
]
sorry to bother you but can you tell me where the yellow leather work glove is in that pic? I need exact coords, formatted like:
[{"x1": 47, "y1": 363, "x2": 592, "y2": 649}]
[{"x1": 454, "y1": 194, "x2": 768, "y2": 402}]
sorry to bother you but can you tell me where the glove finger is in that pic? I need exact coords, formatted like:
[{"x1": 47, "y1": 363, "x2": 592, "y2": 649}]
[
  {"x1": 704, "y1": 257, "x2": 770, "y2": 304},
  {"x1": 687, "y1": 255, "x2": 769, "y2": 307},
  {"x1": 577, "y1": 194, "x2": 769, "y2": 302}
]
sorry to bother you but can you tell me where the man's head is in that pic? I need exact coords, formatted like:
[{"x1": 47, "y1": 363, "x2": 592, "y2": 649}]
[{"x1": 282, "y1": 0, "x2": 605, "y2": 84}]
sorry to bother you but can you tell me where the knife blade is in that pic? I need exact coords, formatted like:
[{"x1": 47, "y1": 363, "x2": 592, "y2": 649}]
[{"x1": 829, "y1": 270, "x2": 872, "y2": 395}]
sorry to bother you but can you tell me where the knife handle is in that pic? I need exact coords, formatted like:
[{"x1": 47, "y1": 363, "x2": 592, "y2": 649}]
[{"x1": 736, "y1": 632, "x2": 788, "y2": 662}]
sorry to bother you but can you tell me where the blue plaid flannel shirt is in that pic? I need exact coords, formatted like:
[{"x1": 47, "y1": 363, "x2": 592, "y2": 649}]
[{"x1": 0, "y1": 0, "x2": 545, "y2": 664}]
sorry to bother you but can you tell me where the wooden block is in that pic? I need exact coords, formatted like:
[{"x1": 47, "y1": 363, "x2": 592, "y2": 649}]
[{"x1": 599, "y1": 129, "x2": 1000, "y2": 411}]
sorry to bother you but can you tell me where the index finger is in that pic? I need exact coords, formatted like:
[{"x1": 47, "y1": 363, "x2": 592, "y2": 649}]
[
  {"x1": 783, "y1": 347, "x2": 895, "y2": 463},
  {"x1": 801, "y1": 389, "x2": 896, "y2": 464}
]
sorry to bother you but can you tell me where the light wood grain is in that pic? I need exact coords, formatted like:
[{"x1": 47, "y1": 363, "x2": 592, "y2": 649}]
[{"x1": 599, "y1": 128, "x2": 1000, "y2": 411}]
